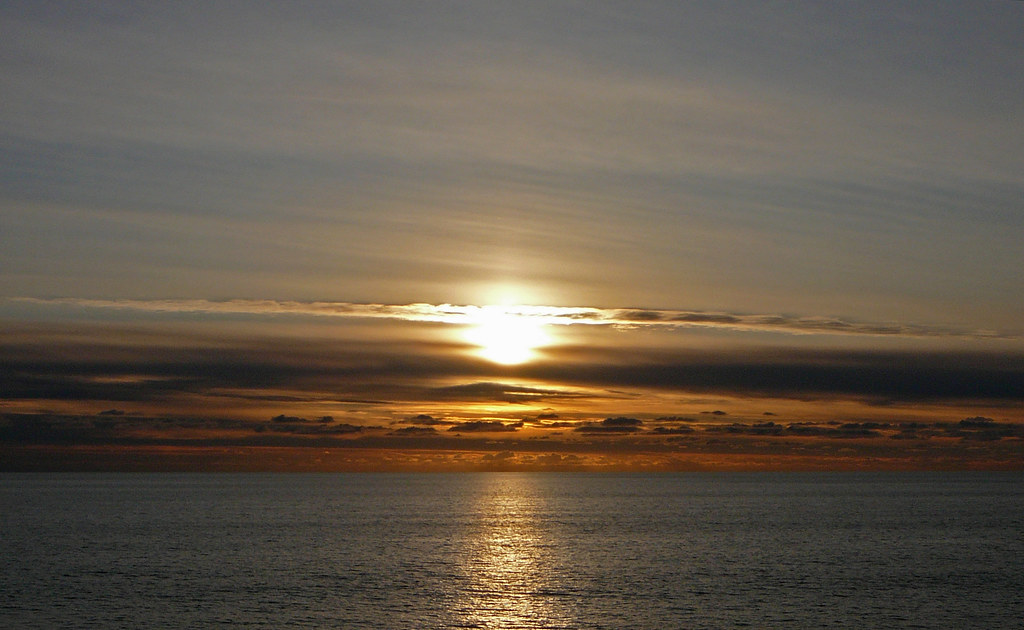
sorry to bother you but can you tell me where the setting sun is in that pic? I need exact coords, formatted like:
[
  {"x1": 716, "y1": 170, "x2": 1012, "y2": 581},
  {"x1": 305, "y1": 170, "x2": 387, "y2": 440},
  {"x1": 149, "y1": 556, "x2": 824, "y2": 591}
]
[{"x1": 463, "y1": 306, "x2": 552, "y2": 364}]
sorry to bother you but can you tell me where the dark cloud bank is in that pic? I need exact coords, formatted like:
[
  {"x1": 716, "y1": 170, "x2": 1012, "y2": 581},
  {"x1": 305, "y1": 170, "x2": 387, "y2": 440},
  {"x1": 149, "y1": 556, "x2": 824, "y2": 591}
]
[{"x1": 3, "y1": 326, "x2": 1023, "y2": 407}]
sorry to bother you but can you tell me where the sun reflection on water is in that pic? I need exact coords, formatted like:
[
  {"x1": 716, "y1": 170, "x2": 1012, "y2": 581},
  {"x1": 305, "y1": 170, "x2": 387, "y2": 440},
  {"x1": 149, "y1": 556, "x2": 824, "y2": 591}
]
[{"x1": 450, "y1": 475, "x2": 577, "y2": 629}]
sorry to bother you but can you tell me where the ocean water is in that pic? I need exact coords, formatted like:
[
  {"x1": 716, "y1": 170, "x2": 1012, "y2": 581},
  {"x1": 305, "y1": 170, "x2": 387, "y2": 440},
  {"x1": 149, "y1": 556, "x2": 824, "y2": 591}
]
[{"x1": 1, "y1": 473, "x2": 1022, "y2": 629}]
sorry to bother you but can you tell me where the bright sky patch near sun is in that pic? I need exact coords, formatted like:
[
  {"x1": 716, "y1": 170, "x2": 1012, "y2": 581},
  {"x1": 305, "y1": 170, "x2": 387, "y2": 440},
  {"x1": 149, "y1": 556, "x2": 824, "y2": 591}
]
[{"x1": 463, "y1": 306, "x2": 553, "y2": 365}]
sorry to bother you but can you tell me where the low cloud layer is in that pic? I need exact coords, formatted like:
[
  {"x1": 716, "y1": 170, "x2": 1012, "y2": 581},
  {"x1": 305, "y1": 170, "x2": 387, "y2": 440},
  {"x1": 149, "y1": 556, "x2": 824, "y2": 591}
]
[
  {"x1": 2, "y1": 322, "x2": 1023, "y2": 415},
  {"x1": 4, "y1": 411, "x2": 1023, "y2": 473},
  {"x1": 521, "y1": 349, "x2": 1024, "y2": 403}
]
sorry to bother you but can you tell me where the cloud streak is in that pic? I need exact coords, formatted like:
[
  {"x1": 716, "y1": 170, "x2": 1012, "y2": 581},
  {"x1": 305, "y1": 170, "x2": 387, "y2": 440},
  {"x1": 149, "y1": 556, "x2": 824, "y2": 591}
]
[{"x1": 7, "y1": 297, "x2": 1014, "y2": 341}]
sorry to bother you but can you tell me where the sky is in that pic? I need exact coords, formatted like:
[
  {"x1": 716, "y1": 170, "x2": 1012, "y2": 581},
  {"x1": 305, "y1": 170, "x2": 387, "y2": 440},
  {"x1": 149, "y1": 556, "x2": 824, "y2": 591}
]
[{"x1": 2, "y1": 1, "x2": 1022, "y2": 471}]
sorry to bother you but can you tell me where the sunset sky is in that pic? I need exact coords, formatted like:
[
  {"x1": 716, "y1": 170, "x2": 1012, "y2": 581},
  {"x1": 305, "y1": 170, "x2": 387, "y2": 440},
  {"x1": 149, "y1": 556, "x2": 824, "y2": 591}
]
[{"x1": 2, "y1": 2, "x2": 1022, "y2": 471}]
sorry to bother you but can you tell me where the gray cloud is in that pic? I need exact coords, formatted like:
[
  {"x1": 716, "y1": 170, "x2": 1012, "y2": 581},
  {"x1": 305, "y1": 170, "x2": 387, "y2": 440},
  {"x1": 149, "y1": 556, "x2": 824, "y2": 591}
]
[
  {"x1": 524, "y1": 349, "x2": 1024, "y2": 404},
  {"x1": 390, "y1": 426, "x2": 438, "y2": 436},
  {"x1": 651, "y1": 426, "x2": 695, "y2": 435},
  {"x1": 397, "y1": 414, "x2": 449, "y2": 426},
  {"x1": 448, "y1": 421, "x2": 522, "y2": 433},
  {"x1": 532, "y1": 453, "x2": 582, "y2": 466},
  {"x1": 427, "y1": 382, "x2": 588, "y2": 404},
  {"x1": 575, "y1": 417, "x2": 644, "y2": 434},
  {"x1": 481, "y1": 450, "x2": 516, "y2": 462}
]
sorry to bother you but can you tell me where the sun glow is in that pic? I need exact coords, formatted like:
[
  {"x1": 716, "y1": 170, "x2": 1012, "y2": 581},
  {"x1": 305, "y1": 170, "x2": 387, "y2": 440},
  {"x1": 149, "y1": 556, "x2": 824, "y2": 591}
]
[{"x1": 464, "y1": 306, "x2": 552, "y2": 365}]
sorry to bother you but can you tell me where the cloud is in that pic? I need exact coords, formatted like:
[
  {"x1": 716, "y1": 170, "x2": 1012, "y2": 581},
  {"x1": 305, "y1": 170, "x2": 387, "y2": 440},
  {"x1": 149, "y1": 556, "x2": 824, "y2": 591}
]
[
  {"x1": 271, "y1": 414, "x2": 308, "y2": 423},
  {"x1": 575, "y1": 417, "x2": 644, "y2": 434},
  {"x1": 397, "y1": 414, "x2": 448, "y2": 426},
  {"x1": 7, "y1": 297, "x2": 1016, "y2": 340},
  {"x1": 3, "y1": 321, "x2": 1023, "y2": 419},
  {"x1": 523, "y1": 349, "x2": 1024, "y2": 403},
  {"x1": 533, "y1": 453, "x2": 582, "y2": 466},
  {"x1": 390, "y1": 426, "x2": 438, "y2": 436},
  {"x1": 481, "y1": 450, "x2": 516, "y2": 462},
  {"x1": 427, "y1": 382, "x2": 586, "y2": 404},
  {"x1": 5, "y1": 409, "x2": 1024, "y2": 474},
  {"x1": 709, "y1": 422, "x2": 884, "y2": 439},
  {"x1": 0, "y1": 413, "x2": 120, "y2": 444},
  {"x1": 535, "y1": 421, "x2": 577, "y2": 429},
  {"x1": 651, "y1": 426, "x2": 695, "y2": 435},
  {"x1": 655, "y1": 416, "x2": 697, "y2": 423},
  {"x1": 448, "y1": 421, "x2": 522, "y2": 433},
  {"x1": 945, "y1": 418, "x2": 1024, "y2": 441},
  {"x1": 0, "y1": 411, "x2": 381, "y2": 448},
  {"x1": 264, "y1": 420, "x2": 366, "y2": 435}
]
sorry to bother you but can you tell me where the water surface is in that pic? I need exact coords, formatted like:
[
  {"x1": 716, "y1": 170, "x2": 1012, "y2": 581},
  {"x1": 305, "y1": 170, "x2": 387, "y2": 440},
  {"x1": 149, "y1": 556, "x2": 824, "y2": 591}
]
[{"x1": 2, "y1": 473, "x2": 1022, "y2": 628}]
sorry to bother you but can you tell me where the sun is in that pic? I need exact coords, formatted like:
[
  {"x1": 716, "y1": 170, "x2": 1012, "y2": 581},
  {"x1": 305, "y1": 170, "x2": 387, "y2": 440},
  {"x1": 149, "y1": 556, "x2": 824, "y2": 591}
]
[{"x1": 464, "y1": 306, "x2": 552, "y2": 365}]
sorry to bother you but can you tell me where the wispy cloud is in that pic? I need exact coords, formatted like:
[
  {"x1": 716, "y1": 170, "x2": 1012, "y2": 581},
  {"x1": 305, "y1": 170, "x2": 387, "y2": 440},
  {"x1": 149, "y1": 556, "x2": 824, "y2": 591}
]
[{"x1": 8, "y1": 297, "x2": 1013, "y2": 341}]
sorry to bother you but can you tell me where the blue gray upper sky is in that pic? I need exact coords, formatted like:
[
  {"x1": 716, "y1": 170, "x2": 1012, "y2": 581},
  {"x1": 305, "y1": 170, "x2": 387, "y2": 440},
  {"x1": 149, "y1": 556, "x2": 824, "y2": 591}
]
[{"x1": 2, "y1": 1, "x2": 1023, "y2": 332}]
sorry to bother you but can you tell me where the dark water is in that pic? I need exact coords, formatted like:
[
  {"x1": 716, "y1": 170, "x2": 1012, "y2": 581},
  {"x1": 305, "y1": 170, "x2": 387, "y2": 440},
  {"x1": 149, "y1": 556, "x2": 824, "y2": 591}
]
[{"x1": 2, "y1": 473, "x2": 1022, "y2": 629}]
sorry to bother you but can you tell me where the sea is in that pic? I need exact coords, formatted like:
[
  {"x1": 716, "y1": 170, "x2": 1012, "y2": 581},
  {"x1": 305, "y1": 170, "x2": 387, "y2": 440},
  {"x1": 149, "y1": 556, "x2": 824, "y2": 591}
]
[{"x1": 1, "y1": 472, "x2": 1022, "y2": 629}]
